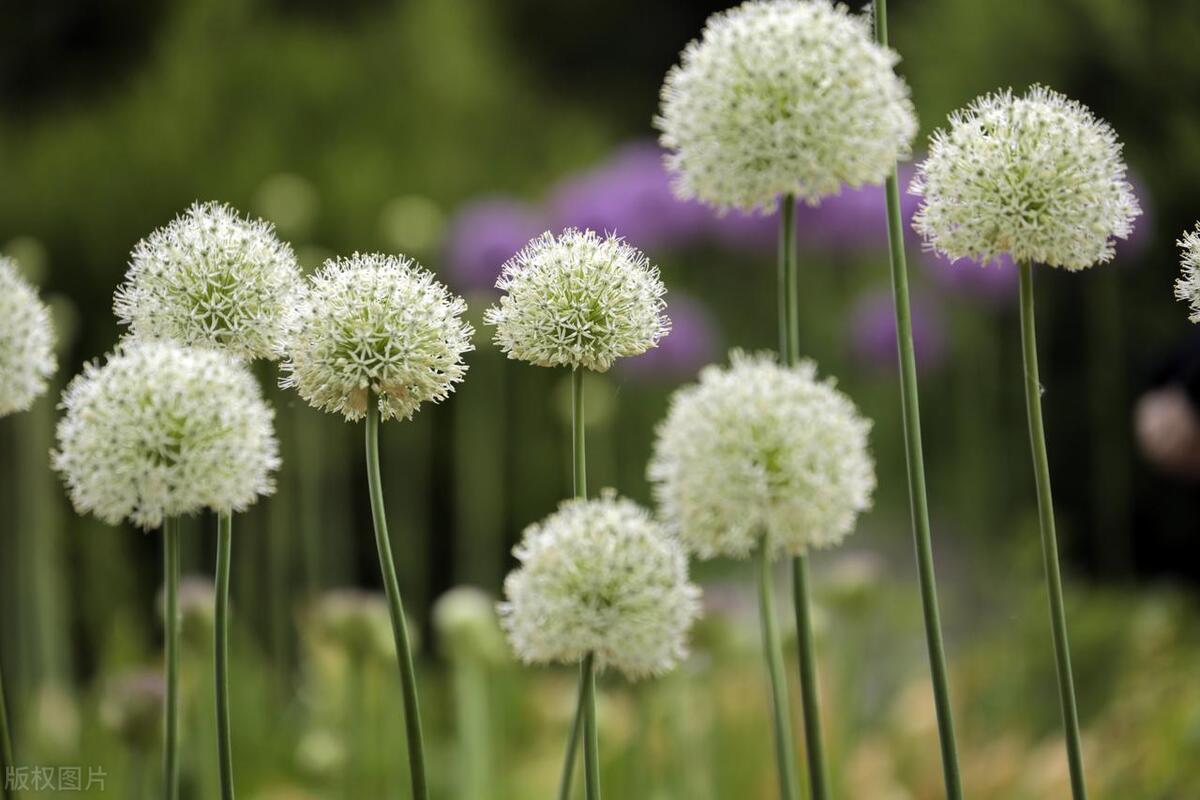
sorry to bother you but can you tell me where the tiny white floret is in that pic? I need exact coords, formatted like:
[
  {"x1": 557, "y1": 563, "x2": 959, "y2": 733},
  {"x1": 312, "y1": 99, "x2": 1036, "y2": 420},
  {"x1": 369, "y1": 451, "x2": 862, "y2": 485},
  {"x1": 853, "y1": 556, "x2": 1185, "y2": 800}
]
[
  {"x1": 1174, "y1": 223, "x2": 1200, "y2": 323},
  {"x1": 0, "y1": 257, "x2": 56, "y2": 417}
]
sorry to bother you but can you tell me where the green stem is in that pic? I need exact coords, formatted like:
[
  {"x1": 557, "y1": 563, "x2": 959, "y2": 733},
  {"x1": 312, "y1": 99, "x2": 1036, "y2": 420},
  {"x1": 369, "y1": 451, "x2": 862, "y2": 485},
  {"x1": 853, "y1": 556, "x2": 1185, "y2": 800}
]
[
  {"x1": 163, "y1": 516, "x2": 181, "y2": 800},
  {"x1": 572, "y1": 368, "x2": 587, "y2": 500},
  {"x1": 454, "y1": 659, "x2": 491, "y2": 800},
  {"x1": 556, "y1": 672, "x2": 587, "y2": 800},
  {"x1": 757, "y1": 540, "x2": 799, "y2": 800},
  {"x1": 870, "y1": 4, "x2": 966, "y2": 797},
  {"x1": 791, "y1": 555, "x2": 829, "y2": 800},
  {"x1": 1018, "y1": 262, "x2": 1088, "y2": 800},
  {"x1": 215, "y1": 510, "x2": 236, "y2": 800},
  {"x1": 777, "y1": 193, "x2": 830, "y2": 799},
  {"x1": 580, "y1": 652, "x2": 601, "y2": 800},
  {"x1": 0, "y1": 660, "x2": 13, "y2": 800},
  {"x1": 365, "y1": 397, "x2": 429, "y2": 800}
]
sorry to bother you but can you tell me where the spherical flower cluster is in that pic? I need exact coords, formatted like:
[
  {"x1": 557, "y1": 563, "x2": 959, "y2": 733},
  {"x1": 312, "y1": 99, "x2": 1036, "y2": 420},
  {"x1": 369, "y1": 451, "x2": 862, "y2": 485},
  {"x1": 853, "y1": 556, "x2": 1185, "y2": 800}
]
[
  {"x1": 649, "y1": 351, "x2": 875, "y2": 560},
  {"x1": 1174, "y1": 223, "x2": 1200, "y2": 323},
  {"x1": 53, "y1": 340, "x2": 279, "y2": 529},
  {"x1": 911, "y1": 86, "x2": 1140, "y2": 271},
  {"x1": 433, "y1": 587, "x2": 507, "y2": 664},
  {"x1": 114, "y1": 201, "x2": 303, "y2": 360},
  {"x1": 281, "y1": 253, "x2": 474, "y2": 422},
  {"x1": 0, "y1": 257, "x2": 56, "y2": 417},
  {"x1": 655, "y1": 0, "x2": 917, "y2": 211},
  {"x1": 484, "y1": 229, "x2": 669, "y2": 372},
  {"x1": 499, "y1": 491, "x2": 701, "y2": 680}
]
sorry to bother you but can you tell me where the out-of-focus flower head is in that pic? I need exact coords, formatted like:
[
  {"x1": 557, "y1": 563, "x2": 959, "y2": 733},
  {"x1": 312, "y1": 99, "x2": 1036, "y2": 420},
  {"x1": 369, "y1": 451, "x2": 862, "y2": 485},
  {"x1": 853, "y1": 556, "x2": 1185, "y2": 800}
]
[
  {"x1": 484, "y1": 229, "x2": 670, "y2": 372},
  {"x1": 115, "y1": 201, "x2": 303, "y2": 360},
  {"x1": 911, "y1": 86, "x2": 1140, "y2": 271},
  {"x1": 649, "y1": 350, "x2": 875, "y2": 560},
  {"x1": 281, "y1": 253, "x2": 474, "y2": 422},
  {"x1": 0, "y1": 256, "x2": 56, "y2": 417},
  {"x1": 499, "y1": 491, "x2": 701, "y2": 680},
  {"x1": 101, "y1": 669, "x2": 166, "y2": 751},
  {"x1": 307, "y1": 589, "x2": 402, "y2": 663},
  {"x1": 849, "y1": 288, "x2": 946, "y2": 373},
  {"x1": 53, "y1": 341, "x2": 279, "y2": 530},
  {"x1": 550, "y1": 142, "x2": 711, "y2": 250},
  {"x1": 619, "y1": 294, "x2": 717, "y2": 381},
  {"x1": 432, "y1": 586, "x2": 507, "y2": 665},
  {"x1": 1174, "y1": 222, "x2": 1200, "y2": 323},
  {"x1": 444, "y1": 197, "x2": 546, "y2": 292},
  {"x1": 657, "y1": 0, "x2": 916, "y2": 212}
]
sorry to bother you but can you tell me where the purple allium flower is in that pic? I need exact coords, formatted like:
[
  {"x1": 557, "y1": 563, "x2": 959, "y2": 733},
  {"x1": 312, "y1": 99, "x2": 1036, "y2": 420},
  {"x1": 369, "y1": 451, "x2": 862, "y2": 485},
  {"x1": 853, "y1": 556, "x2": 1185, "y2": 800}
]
[
  {"x1": 849, "y1": 288, "x2": 946, "y2": 373},
  {"x1": 550, "y1": 142, "x2": 711, "y2": 251},
  {"x1": 444, "y1": 197, "x2": 545, "y2": 292},
  {"x1": 619, "y1": 294, "x2": 717, "y2": 381},
  {"x1": 920, "y1": 250, "x2": 1019, "y2": 307}
]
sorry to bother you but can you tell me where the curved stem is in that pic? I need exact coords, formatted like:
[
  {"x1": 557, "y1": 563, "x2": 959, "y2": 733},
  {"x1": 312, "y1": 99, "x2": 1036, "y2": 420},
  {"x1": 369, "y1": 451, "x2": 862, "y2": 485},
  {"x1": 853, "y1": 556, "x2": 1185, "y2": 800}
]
[
  {"x1": 791, "y1": 555, "x2": 829, "y2": 800},
  {"x1": 215, "y1": 510, "x2": 236, "y2": 800},
  {"x1": 365, "y1": 398, "x2": 429, "y2": 800},
  {"x1": 1018, "y1": 262, "x2": 1089, "y2": 800},
  {"x1": 757, "y1": 540, "x2": 799, "y2": 800},
  {"x1": 870, "y1": 5, "x2": 967, "y2": 797},
  {"x1": 163, "y1": 516, "x2": 180, "y2": 800},
  {"x1": 0, "y1": 660, "x2": 13, "y2": 800},
  {"x1": 580, "y1": 653, "x2": 601, "y2": 800}
]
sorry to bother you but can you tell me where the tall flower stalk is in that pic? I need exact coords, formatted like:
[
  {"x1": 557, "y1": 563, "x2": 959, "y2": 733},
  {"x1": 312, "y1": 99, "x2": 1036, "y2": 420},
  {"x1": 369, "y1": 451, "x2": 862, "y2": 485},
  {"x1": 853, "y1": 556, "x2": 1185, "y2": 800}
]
[
  {"x1": 870, "y1": 1, "x2": 965, "y2": 795},
  {"x1": 649, "y1": 351, "x2": 875, "y2": 800},
  {"x1": 115, "y1": 201, "x2": 302, "y2": 800},
  {"x1": 282, "y1": 252, "x2": 473, "y2": 799},
  {"x1": 365, "y1": 395, "x2": 428, "y2": 798},
  {"x1": 53, "y1": 341, "x2": 279, "y2": 800},
  {"x1": 0, "y1": 255, "x2": 57, "y2": 800},
  {"x1": 912, "y1": 86, "x2": 1140, "y2": 800},
  {"x1": 485, "y1": 228, "x2": 670, "y2": 800}
]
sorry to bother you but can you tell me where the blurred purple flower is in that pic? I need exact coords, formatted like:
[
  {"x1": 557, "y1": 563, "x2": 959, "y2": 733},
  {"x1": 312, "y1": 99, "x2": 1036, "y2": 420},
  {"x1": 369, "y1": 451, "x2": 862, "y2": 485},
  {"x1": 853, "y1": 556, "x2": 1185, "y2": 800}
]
[
  {"x1": 920, "y1": 250, "x2": 1019, "y2": 307},
  {"x1": 849, "y1": 288, "x2": 946, "y2": 374},
  {"x1": 619, "y1": 294, "x2": 717, "y2": 381},
  {"x1": 550, "y1": 142, "x2": 710, "y2": 250},
  {"x1": 444, "y1": 197, "x2": 545, "y2": 292}
]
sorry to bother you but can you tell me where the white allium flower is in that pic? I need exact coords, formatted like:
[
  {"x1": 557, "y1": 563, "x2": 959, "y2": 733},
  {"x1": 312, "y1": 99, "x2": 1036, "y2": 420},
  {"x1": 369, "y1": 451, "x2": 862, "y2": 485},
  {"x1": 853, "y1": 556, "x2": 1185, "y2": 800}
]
[
  {"x1": 499, "y1": 491, "x2": 701, "y2": 680},
  {"x1": 911, "y1": 86, "x2": 1141, "y2": 271},
  {"x1": 114, "y1": 201, "x2": 303, "y2": 360},
  {"x1": 281, "y1": 253, "x2": 473, "y2": 422},
  {"x1": 484, "y1": 229, "x2": 669, "y2": 372},
  {"x1": 1174, "y1": 223, "x2": 1200, "y2": 323},
  {"x1": 649, "y1": 351, "x2": 875, "y2": 560},
  {"x1": 0, "y1": 257, "x2": 56, "y2": 417},
  {"x1": 655, "y1": 0, "x2": 917, "y2": 212},
  {"x1": 53, "y1": 340, "x2": 279, "y2": 529}
]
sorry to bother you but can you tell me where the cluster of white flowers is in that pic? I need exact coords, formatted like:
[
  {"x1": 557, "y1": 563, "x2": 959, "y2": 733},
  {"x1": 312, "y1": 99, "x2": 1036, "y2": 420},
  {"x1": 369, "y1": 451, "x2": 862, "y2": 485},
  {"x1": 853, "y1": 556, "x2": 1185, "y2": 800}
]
[
  {"x1": 0, "y1": 257, "x2": 56, "y2": 417},
  {"x1": 911, "y1": 86, "x2": 1141, "y2": 271},
  {"x1": 281, "y1": 253, "x2": 474, "y2": 422},
  {"x1": 649, "y1": 351, "x2": 875, "y2": 560},
  {"x1": 114, "y1": 202, "x2": 303, "y2": 360},
  {"x1": 656, "y1": 0, "x2": 917, "y2": 211},
  {"x1": 52, "y1": 340, "x2": 279, "y2": 529},
  {"x1": 1174, "y1": 223, "x2": 1200, "y2": 323},
  {"x1": 499, "y1": 492, "x2": 700, "y2": 680},
  {"x1": 484, "y1": 229, "x2": 669, "y2": 372}
]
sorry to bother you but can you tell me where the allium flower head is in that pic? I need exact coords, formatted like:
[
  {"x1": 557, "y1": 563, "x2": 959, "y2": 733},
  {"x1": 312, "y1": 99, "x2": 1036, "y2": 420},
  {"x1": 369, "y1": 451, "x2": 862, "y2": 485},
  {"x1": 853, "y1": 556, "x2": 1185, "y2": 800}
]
[
  {"x1": 281, "y1": 253, "x2": 474, "y2": 422},
  {"x1": 0, "y1": 256, "x2": 56, "y2": 416},
  {"x1": 499, "y1": 491, "x2": 701, "y2": 680},
  {"x1": 656, "y1": 0, "x2": 917, "y2": 211},
  {"x1": 649, "y1": 351, "x2": 875, "y2": 560},
  {"x1": 1174, "y1": 223, "x2": 1200, "y2": 323},
  {"x1": 114, "y1": 201, "x2": 303, "y2": 359},
  {"x1": 53, "y1": 340, "x2": 279, "y2": 529},
  {"x1": 911, "y1": 86, "x2": 1141, "y2": 271},
  {"x1": 484, "y1": 229, "x2": 669, "y2": 372}
]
